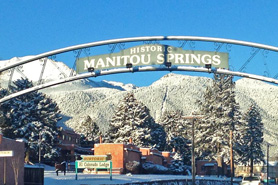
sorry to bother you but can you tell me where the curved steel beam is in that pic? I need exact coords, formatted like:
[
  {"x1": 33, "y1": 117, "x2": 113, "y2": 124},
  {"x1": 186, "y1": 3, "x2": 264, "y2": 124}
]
[
  {"x1": 1, "y1": 36, "x2": 278, "y2": 73},
  {"x1": 1, "y1": 66, "x2": 277, "y2": 103}
]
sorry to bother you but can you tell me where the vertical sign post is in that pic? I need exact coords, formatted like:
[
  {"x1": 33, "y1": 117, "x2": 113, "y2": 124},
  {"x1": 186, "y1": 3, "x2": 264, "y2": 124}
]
[{"x1": 0, "y1": 151, "x2": 14, "y2": 185}]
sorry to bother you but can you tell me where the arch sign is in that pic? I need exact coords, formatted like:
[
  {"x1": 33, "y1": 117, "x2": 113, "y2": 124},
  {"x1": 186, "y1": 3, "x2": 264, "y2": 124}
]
[{"x1": 76, "y1": 44, "x2": 229, "y2": 73}]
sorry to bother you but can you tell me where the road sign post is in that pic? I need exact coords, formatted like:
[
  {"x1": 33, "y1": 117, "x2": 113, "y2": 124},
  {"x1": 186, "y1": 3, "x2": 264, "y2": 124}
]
[{"x1": 75, "y1": 155, "x2": 112, "y2": 181}]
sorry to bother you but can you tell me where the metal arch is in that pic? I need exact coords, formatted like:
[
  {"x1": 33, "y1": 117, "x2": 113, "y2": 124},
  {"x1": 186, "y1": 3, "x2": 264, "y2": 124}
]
[
  {"x1": 1, "y1": 36, "x2": 278, "y2": 73},
  {"x1": 1, "y1": 66, "x2": 278, "y2": 104}
]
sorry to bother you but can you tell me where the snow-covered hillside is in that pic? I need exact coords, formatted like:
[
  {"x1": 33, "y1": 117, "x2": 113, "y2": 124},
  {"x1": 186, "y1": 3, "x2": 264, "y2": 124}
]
[{"x1": 1, "y1": 57, "x2": 278, "y2": 155}]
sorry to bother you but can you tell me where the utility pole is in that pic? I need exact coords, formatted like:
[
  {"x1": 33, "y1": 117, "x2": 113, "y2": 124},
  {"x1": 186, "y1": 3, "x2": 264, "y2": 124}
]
[
  {"x1": 230, "y1": 130, "x2": 234, "y2": 185},
  {"x1": 267, "y1": 144, "x2": 269, "y2": 185},
  {"x1": 192, "y1": 118, "x2": 195, "y2": 185},
  {"x1": 183, "y1": 114, "x2": 203, "y2": 185}
]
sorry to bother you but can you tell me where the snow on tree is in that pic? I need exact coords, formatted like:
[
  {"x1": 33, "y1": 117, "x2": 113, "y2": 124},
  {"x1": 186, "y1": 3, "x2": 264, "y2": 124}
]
[
  {"x1": 240, "y1": 103, "x2": 264, "y2": 174},
  {"x1": 74, "y1": 115, "x2": 101, "y2": 147},
  {"x1": 169, "y1": 152, "x2": 190, "y2": 175},
  {"x1": 159, "y1": 110, "x2": 191, "y2": 164},
  {"x1": 195, "y1": 74, "x2": 244, "y2": 170},
  {"x1": 1, "y1": 78, "x2": 61, "y2": 161},
  {"x1": 104, "y1": 92, "x2": 164, "y2": 148},
  {"x1": 0, "y1": 86, "x2": 10, "y2": 136}
]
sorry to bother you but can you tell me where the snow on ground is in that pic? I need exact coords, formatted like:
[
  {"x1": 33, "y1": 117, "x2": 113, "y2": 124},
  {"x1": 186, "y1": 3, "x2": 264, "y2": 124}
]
[
  {"x1": 45, "y1": 171, "x2": 189, "y2": 185},
  {"x1": 43, "y1": 165, "x2": 240, "y2": 185}
]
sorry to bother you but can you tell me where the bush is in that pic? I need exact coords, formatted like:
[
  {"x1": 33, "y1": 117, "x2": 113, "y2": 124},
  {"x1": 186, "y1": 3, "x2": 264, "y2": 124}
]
[
  {"x1": 125, "y1": 161, "x2": 141, "y2": 174},
  {"x1": 142, "y1": 162, "x2": 169, "y2": 174}
]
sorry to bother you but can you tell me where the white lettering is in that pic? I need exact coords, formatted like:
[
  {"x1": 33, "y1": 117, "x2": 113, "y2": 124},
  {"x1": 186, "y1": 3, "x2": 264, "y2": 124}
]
[
  {"x1": 141, "y1": 54, "x2": 151, "y2": 64},
  {"x1": 84, "y1": 59, "x2": 95, "y2": 70},
  {"x1": 130, "y1": 48, "x2": 136, "y2": 54},
  {"x1": 191, "y1": 54, "x2": 201, "y2": 64},
  {"x1": 201, "y1": 55, "x2": 212, "y2": 64},
  {"x1": 184, "y1": 54, "x2": 190, "y2": 64},
  {"x1": 157, "y1": 54, "x2": 164, "y2": 64},
  {"x1": 106, "y1": 57, "x2": 116, "y2": 67},
  {"x1": 121, "y1": 55, "x2": 130, "y2": 65},
  {"x1": 167, "y1": 54, "x2": 175, "y2": 62},
  {"x1": 95, "y1": 58, "x2": 105, "y2": 68},
  {"x1": 130, "y1": 55, "x2": 140, "y2": 65},
  {"x1": 212, "y1": 55, "x2": 221, "y2": 65},
  {"x1": 167, "y1": 47, "x2": 173, "y2": 53},
  {"x1": 174, "y1": 54, "x2": 184, "y2": 64}
]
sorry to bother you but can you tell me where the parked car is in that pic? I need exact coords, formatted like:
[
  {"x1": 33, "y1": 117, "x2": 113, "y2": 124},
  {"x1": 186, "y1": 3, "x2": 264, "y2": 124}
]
[{"x1": 241, "y1": 176, "x2": 262, "y2": 185}]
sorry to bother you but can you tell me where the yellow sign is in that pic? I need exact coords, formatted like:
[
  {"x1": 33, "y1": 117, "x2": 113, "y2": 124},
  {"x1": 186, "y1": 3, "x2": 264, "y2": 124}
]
[
  {"x1": 81, "y1": 155, "x2": 111, "y2": 161},
  {"x1": 0, "y1": 150, "x2": 14, "y2": 157}
]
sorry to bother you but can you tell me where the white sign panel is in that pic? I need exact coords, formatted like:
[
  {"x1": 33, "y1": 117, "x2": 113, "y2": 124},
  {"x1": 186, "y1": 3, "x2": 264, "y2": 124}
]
[
  {"x1": 0, "y1": 150, "x2": 14, "y2": 157},
  {"x1": 77, "y1": 161, "x2": 110, "y2": 169}
]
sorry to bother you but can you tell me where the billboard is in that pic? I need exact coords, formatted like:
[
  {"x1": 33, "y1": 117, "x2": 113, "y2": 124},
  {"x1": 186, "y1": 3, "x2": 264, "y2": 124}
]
[{"x1": 76, "y1": 44, "x2": 229, "y2": 73}]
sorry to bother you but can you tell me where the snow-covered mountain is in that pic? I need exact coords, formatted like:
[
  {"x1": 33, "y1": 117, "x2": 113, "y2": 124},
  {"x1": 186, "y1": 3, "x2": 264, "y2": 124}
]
[
  {"x1": 0, "y1": 56, "x2": 137, "y2": 91},
  {"x1": 1, "y1": 57, "x2": 278, "y2": 155}
]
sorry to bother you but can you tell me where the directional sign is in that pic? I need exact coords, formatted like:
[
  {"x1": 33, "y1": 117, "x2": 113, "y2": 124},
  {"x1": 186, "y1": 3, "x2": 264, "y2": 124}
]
[
  {"x1": 0, "y1": 151, "x2": 14, "y2": 157},
  {"x1": 77, "y1": 161, "x2": 111, "y2": 169},
  {"x1": 81, "y1": 155, "x2": 108, "y2": 161}
]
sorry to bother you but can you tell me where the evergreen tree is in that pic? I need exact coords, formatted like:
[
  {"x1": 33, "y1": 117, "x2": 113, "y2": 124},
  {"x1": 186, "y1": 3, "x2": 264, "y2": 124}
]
[
  {"x1": 240, "y1": 103, "x2": 264, "y2": 174},
  {"x1": 0, "y1": 86, "x2": 10, "y2": 136},
  {"x1": 104, "y1": 92, "x2": 165, "y2": 148},
  {"x1": 1, "y1": 78, "x2": 61, "y2": 161},
  {"x1": 169, "y1": 153, "x2": 190, "y2": 175},
  {"x1": 159, "y1": 110, "x2": 190, "y2": 163},
  {"x1": 74, "y1": 115, "x2": 101, "y2": 147},
  {"x1": 195, "y1": 74, "x2": 243, "y2": 174}
]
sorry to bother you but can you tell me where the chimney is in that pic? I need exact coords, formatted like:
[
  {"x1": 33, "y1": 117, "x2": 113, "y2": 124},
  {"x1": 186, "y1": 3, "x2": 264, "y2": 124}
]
[
  {"x1": 99, "y1": 135, "x2": 102, "y2": 144},
  {"x1": 172, "y1": 148, "x2": 176, "y2": 153},
  {"x1": 129, "y1": 137, "x2": 132, "y2": 144}
]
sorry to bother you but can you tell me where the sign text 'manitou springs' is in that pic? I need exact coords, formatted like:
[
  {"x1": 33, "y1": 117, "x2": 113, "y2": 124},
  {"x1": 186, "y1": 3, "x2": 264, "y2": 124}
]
[{"x1": 76, "y1": 44, "x2": 229, "y2": 73}]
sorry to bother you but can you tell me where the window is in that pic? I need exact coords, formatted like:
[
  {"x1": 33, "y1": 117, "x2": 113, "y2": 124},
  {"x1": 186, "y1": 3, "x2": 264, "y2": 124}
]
[
  {"x1": 62, "y1": 135, "x2": 65, "y2": 140},
  {"x1": 69, "y1": 136, "x2": 72, "y2": 141}
]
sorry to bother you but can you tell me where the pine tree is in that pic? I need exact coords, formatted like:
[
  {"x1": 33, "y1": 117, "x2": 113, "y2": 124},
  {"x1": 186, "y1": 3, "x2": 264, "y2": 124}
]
[
  {"x1": 159, "y1": 110, "x2": 191, "y2": 164},
  {"x1": 195, "y1": 74, "x2": 243, "y2": 174},
  {"x1": 240, "y1": 103, "x2": 264, "y2": 174},
  {"x1": 2, "y1": 78, "x2": 61, "y2": 161},
  {"x1": 104, "y1": 92, "x2": 163, "y2": 148},
  {"x1": 169, "y1": 153, "x2": 190, "y2": 175},
  {"x1": 0, "y1": 87, "x2": 10, "y2": 136},
  {"x1": 74, "y1": 115, "x2": 101, "y2": 147}
]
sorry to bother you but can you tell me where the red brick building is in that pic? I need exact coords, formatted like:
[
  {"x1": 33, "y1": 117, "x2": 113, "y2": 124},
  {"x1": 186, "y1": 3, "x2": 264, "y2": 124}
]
[
  {"x1": 94, "y1": 143, "x2": 173, "y2": 174},
  {"x1": 57, "y1": 129, "x2": 93, "y2": 162},
  {"x1": 0, "y1": 133, "x2": 25, "y2": 185},
  {"x1": 196, "y1": 160, "x2": 230, "y2": 176}
]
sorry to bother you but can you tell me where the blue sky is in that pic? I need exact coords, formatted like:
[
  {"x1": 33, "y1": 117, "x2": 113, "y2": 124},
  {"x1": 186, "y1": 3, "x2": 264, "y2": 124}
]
[{"x1": 1, "y1": 1, "x2": 278, "y2": 86}]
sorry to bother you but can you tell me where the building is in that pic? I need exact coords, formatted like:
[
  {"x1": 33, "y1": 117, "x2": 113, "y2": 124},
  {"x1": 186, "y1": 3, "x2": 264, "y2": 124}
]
[
  {"x1": 57, "y1": 128, "x2": 93, "y2": 163},
  {"x1": 196, "y1": 160, "x2": 230, "y2": 176},
  {"x1": 93, "y1": 142, "x2": 173, "y2": 174},
  {"x1": 0, "y1": 133, "x2": 25, "y2": 185}
]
